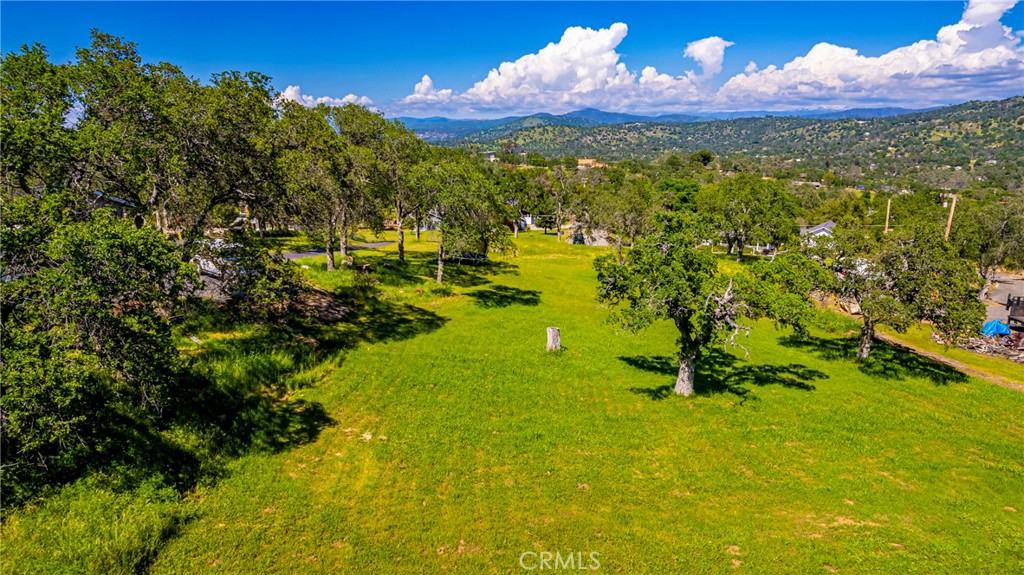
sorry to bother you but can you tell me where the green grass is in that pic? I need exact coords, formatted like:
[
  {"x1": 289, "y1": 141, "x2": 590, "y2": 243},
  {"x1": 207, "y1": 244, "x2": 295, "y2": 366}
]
[
  {"x1": 4, "y1": 231, "x2": 1023, "y2": 574},
  {"x1": 880, "y1": 324, "x2": 1024, "y2": 384},
  {"x1": 258, "y1": 230, "x2": 387, "y2": 254},
  {"x1": 1, "y1": 479, "x2": 186, "y2": 574}
]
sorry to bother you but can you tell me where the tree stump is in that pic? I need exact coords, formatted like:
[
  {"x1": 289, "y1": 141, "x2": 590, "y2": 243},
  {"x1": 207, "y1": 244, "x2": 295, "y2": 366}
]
[{"x1": 546, "y1": 327, "x2": 561, "y2": 352}]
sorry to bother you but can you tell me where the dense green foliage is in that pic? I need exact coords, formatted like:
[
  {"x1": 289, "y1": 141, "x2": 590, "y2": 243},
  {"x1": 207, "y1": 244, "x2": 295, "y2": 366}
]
[
  {"x1": 949, "y1": 196, "x2": 1024, "y2": 295},
  {"x1": 410, "y1": 150, "x2": 514, "y2": 282},
  {"x1": 594, "y1": 216, "x2": 829, "y2": 395},
  {"x1": 821, "y1": 225, "x2": 987, "y2": 360},
  {"x1": 460, "y1": 97, "x2": 1024, "y2": 191},
  {"x1": 697, "y1": 174, "x2": 799, "y2": 261},
  {"x1": 1, "y1": 195, "x2": 194, "y2": 502}
]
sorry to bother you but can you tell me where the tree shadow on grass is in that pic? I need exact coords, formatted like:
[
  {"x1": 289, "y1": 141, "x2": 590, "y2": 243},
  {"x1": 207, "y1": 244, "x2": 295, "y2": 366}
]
[
  {"x1": 77, "y1": 290, "x2": 449, "y2": 506},
  {"x1": 350, "y1": 250, "x2": 520, "y2": 289},
  {"x1": 778, "y1": 334, "x2": 968, "y2": 386},
  {"x1": 621, "y1": 349, "x2": 827, "y2": 402},
  {"x1": 188, "y1": 290, "x2": 448, "y2": 371},
  {"x1": 467, "y1": 285, "x2": 541, "y2": 308},
  {"x1": 5, "y1": 277, "x2": 452, "y2": 569}
]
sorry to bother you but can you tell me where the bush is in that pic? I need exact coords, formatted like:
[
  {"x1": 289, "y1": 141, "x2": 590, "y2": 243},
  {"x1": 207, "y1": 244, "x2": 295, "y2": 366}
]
[
  {"x1": 428, "y1": 283, "x2": 454, "y2": 297},
  {"x1": 1, "y1": 202, "x2": 194, "y2": 504},
  {"x1": 215, "y1": 231, "x2": 304, "y2": 322},
  {"x1": 807, "y1": 307, "x2": 861, "y2": 334},
  {"x1": 351, "y1": 267, "x2": 381, "y2": 298}
]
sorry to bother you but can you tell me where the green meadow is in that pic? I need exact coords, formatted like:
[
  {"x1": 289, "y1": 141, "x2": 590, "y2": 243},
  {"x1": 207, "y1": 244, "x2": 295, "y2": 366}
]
[{"x1": 4, "y1": 232, "x2": 1022, "y2": 574}]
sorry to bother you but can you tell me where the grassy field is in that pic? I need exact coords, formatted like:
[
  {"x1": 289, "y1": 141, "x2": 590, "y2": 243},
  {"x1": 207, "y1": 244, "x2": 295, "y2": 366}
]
[
  {"x1": 879, "y1": 324, "x2": 1024, "y2": 385},
  {"x1": 4, "y1": 231, "x2": 1022, "y2": 574}
]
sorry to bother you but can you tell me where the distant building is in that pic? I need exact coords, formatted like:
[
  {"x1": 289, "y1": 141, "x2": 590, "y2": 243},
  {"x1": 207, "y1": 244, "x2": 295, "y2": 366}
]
[
  {"x1": 480, "y1": 151, "x2": 497, "y2": 162},
  {"x1": 93, "y1": 191, "x2": 144, "y2": 227},
  {"x1": 800, "y1": 221, "x2": 836, "y2": 243},
  {"x1": 792, "y1": 180, "x2": 822, "y2": 189},
  {"x1": 93, "y1": 191, "x2": 138, "y2": 215}
]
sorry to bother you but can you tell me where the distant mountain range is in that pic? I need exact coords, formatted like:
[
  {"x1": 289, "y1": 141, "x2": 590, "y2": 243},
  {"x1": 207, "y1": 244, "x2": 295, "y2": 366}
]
[{"x1": 397, "y1": 106, "x2": 931, "y2": 143}]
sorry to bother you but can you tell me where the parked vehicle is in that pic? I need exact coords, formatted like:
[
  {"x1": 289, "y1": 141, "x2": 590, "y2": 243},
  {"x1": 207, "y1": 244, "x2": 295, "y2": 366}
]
[
  {"x1": 1007, "y1": 295, "x2": 1024, "y2": 329},
  {"x1": 192, "y1": 239, "x2": 242, "y2": 279}
]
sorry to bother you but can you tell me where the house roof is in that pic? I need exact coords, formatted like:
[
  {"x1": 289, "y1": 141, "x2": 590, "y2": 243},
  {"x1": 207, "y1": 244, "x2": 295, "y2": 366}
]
[
  {"x1": 800, "y1": 220, "x2": 836, "y2": 236},
  {"x1": 93, "y1": 191, "x2": 138, "y2": 209}
]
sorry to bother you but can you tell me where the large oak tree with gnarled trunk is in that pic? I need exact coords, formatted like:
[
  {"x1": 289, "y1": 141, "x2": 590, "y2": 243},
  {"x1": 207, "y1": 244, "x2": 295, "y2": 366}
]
[{"x1": 595, "y1": 228, "x2": 825, "y2": 396}]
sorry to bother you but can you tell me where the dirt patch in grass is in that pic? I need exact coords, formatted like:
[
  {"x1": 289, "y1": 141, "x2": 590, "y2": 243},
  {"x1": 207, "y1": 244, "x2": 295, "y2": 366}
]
[{"x1": 295, "y1": 287, "x2": 349, "y2": 322}]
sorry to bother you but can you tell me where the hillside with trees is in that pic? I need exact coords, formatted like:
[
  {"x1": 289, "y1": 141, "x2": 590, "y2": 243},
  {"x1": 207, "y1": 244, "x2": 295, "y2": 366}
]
[{"x1": 458, "y1": 97, "x2": 1024, "y2": 190}]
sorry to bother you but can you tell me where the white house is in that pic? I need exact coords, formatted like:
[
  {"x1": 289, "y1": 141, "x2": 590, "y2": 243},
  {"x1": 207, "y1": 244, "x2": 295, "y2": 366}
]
[{"x1": 800, "y1": 220, "x2": 836, "y2": 246}]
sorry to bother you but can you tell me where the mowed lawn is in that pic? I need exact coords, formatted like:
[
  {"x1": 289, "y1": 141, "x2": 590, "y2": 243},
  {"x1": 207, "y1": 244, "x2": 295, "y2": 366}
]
[{"x1": 8, "y1": 232, "x2": 1024, "y2": 574}]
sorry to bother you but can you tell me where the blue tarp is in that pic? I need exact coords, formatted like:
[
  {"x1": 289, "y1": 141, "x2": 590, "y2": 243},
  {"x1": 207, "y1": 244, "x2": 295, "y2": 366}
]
[{"x1": 981, "y1": 320, "x2": 1012, "y2": 336}]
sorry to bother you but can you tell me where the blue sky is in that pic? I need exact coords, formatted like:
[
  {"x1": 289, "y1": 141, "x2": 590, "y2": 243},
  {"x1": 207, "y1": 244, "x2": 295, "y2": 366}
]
[{"x1": 3, "y1": 2, "x2": 1022, "y2": 117}]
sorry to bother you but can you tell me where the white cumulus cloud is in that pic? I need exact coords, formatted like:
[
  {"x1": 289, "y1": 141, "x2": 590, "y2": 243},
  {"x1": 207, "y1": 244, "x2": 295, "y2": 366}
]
[
  {"x1": 279, "y1": 85, "x2": 374, "y2": 108},
  {"x1": 390, "y1": 0, "x2": 1023, "y2": 115},
  {"x1": 683, "y1": 36, "x2": 735, "y2": 81},
  {"x1": 398, "y1": 75, "x2": 453, "y2": 105},
  {"x1": 460, "y1": 22, "x2": 636, "y2": 111},
  {"x1": 394, "y1": 23, "x2": 722, "y2": 115},
  {"x1": 716, "y1": 0, "x2": 1024, "y2": 109}
]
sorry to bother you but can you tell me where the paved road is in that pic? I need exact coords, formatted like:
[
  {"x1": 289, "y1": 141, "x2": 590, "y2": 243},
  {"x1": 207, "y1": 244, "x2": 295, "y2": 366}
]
[
  {"x1": 985, "y1": 270, "x2": 1024, "y2": 323},
  {"x1": 282, "y1": 241, "x2": 393, "y2": 261}
]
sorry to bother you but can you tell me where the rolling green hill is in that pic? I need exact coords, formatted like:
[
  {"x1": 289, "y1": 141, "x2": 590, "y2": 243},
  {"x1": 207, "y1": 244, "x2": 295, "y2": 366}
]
[{"x1": 459, "y1": 97, "x2": 1024, "y2": 187}]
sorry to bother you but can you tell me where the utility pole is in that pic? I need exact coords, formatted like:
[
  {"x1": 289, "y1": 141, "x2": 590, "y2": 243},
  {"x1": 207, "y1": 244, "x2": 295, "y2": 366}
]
[
  {"x1": 944, "y1": 194, "x2": 958, "y2": 241},
  {"x1": 883, "y1": 197, "x2": 892, "y2": 233}
]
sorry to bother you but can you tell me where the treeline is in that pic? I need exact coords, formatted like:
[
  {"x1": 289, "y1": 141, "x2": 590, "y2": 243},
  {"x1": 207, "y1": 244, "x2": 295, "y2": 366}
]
[{"x1": 460, "y1": 97, "x2": 1024, "y2": 192}]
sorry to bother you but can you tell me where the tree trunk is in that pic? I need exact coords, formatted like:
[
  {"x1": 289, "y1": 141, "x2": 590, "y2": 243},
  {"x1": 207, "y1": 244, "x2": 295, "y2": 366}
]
[
  {"x1": 396, "y1": 202, "x2": 406, "y2": 264},
  {"x1": 414, "y1": 219, "x2": 421, "y2": 241},
  {"x1": 555, "y1": 208, "x2": 562, "y2": 242},
  {"x1": 339, "y1": 212, "x2": 349, "y2": 259},
  {"x1": 436, "y1": 241, "x2": 445, "y2": 284},
  {"x1": 674, "y1": 355, "x2": 697, "y2": 396},
  {"x1": 857, "y1": 319, "x2": 874, "y2": 361},
  {"x1": 978, "y1": 266, "x2": 993, "y2": 301},
  {"x1": 725, "y1": 237, "x2": 734, "y2": 255},
  {"x1": 615, "y1": 239, "x2": 624, "y2": 264},
  {"x1": 513, "y1": 221, "x2": 519, "y2": 238},
  {"x1": 325, "y1": 235, "x2": 336, "y2": 271},
  {"x1": 162, "y1": 206, "x2": 171, "y2": 234},
  {"x1": 735, "y1": 235, "x2": 745, "y2": 263}
]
